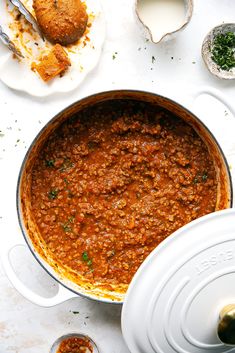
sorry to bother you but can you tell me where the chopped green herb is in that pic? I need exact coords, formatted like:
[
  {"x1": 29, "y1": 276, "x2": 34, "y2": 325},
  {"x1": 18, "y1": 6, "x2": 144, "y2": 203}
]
[
  {"x1": 48, "y1": 189, "x2": 58, "y2": 199},
  {"x1": 62, "y1": 222, "x2": 71, "y2": 232},
  {"x1": 63, "y1": 178, "x2": 69, "y2": 184},
  {"x1": 87, "y1": 259, "x2": 93, "y2": 267},
  {"x1": 202, "y1": 172, "x2": 208, "y2": 182},
  {"x1": 211, "y1": 31, "x2": 235, "y2": 71},
  {"x1": 45, "y1": 159, "x2": 55, "y2": 167},
  {"x1": 112, "y1": 51, "x2": 118, "y2": 60},
  {"x1": 68, "y1": 216, "x2": 75, "y2": 223},
  {"x1": 193, "y1": 171, "x2": 208, "y2": 184},
  {"x1": 82, "y1": 251, "x2": 93, "y2": 268},
  {"x1": 72, "y1": 311, "x2": 80, "y2": 315},
  {"x1": 152, "y1": 56, "x2": 156, "y2": 64},
  {"x1": 82, "y1": 251, "x2": 89, "y2": 261},
  {"x1": 60, "y1": 158, "x2": 74, "y2": 172}
]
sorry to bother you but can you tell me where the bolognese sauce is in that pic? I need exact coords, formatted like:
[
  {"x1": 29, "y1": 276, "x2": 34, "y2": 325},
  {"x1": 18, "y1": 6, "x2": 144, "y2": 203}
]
[{"x1": 31, "y1": 100, "x2": 217, "y2": 287}]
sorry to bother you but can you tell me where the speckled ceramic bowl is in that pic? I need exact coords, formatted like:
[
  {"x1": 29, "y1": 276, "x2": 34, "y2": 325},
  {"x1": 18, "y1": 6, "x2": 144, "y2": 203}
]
[
  {"x1": 50, "y1": 333, "x2": 99, "y2": 353},
  {"x1": 202, "y1": 23, "x2": 235, "y2": 80}
]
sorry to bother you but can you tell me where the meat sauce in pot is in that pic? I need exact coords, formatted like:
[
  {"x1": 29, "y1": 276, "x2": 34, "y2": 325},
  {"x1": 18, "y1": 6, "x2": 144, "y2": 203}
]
[{"x1": 30, "y1": 100, "x2": 217, "y2": 288}]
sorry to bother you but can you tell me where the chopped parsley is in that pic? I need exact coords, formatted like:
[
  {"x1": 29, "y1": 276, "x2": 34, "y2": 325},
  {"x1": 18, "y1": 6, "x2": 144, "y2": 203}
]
[
  {"x1": 112, "y1": 51, "x2": 118, "y2": 60},
  {"x1": 63, "y1": 178, "x2": 69, "y2": 184},
  {"x1": 45, "y1": 159, "x2": 55, "y2": 167},
  {"x1": 211, "y1": 31, "x2": 235, "y2": 71},
  {"x1": 48, "y1": 189, "x2": 58, "y2": 199},
  {"x1": 61, "y1": 216, "x2": 74, "y2": 232},
  {"x1": 68, "y1": 216, "x2": 75, "y2": 223},
  {"x1": 61, "y1": 222, "x2": 71, "y2": 232},
  {"x1": 202, "y1": 172, "x2": 208, "y2": 182},
  {"x1": 59, "y1": 158, "x2": 74, "y2": 172},
  {"x1": 82, "y1": 251, "x2": 93, "y2": 268},
  {"x1": 82, "y1": 251, "x2": 89, "y2": 261},
  {"x1": 193, "y1": 171, "x2": 208, "y2": 184}
]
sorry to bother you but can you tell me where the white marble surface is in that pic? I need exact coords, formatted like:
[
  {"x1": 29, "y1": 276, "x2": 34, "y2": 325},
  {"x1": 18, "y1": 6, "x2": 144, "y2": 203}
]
[{"x1": 1, "y1": 0, "x2": 235, "y2": 352}]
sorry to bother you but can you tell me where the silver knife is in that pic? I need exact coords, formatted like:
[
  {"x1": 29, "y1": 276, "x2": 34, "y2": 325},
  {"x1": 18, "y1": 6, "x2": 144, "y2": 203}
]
[
  {"x1": 9, "y1": 0, "x2": 44, "y2": 40},
  {"x1": 0, "y1": 25, "x2": 24, "y2": 58}
]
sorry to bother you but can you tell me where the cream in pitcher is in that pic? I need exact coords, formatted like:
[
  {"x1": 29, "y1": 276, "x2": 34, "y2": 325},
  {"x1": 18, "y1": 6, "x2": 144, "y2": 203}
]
[{"x1": 136, "y1": 0, "x2": 193, "y2": 43}]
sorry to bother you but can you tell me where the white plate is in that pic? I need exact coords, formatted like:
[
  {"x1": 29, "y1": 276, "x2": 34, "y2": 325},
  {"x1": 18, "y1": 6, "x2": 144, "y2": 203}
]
[{"x1": 0, "y1": 0, "x2": 106, "y2": 97}]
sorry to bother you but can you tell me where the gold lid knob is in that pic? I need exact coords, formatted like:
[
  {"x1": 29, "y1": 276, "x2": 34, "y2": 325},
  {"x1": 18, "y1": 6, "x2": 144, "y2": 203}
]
[{"x1": 218, "y1": 304, "x2": 235, "y2": 346}]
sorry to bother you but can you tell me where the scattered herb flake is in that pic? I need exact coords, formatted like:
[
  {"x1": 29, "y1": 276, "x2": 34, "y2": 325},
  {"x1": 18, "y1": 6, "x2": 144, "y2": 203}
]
[
  {"x1": 82, "y1": 251, "x2": 89, "y2": 261},
  {"x1": 87, "y1": 259, "x2": 93, "y2": 267},
  {"x1": 64, "y1": 178, "x2": 69, "y2": 184},
  {"x1": 82, "y1": 252, "x2": 93, "y2": 268},
  {"x1": 68, "y1": 216, "x2": 75, "y2": 223},
  {"x1": 202, "y1": 172, "x2": 208, "y2": 182},
  {"x1": 152, "y1": 56, "x2": 156, "y2": 64},
  {"x1": 193, "y1": 171, "x2": 208, "y2": 184},
  {"x1": 72, "y1": 311, "x2": 80, "y2": 315},
  {"x1": 48, "y1": 189, "x2": 58, "y2": 199},
  {"x1": 60, "y1": 158, "x2": 74, "y2": 172},
  {"x1": 62, "y1": 222, "x2": 71, "y2": 232},
  {"x1": 45, "y1": 159, "x2": 55, "y2": 167}
]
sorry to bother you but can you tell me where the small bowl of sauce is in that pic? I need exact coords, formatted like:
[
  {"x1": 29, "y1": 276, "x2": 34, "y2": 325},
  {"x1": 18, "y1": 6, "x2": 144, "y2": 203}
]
[
  {"x1": 50, "y1": 333, "x2": 99, "y2": 353},
  {"x1": 135, "y1": 0, "x2": 193, "y2": 43}
]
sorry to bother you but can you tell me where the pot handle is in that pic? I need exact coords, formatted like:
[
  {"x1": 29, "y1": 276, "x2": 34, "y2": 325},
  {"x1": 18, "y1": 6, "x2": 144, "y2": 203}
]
[
  {"x1": 192, "y1": 86, "x2": 235, "y2": 117},
  {"x1": 1, "y1": 243, "x2": 77, "y2": 307}
]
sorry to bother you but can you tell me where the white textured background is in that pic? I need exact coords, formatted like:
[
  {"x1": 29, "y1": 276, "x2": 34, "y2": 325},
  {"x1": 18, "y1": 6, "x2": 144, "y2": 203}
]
[{"x1": 1, "y1": 0, "x2": 235, "y2": 352}]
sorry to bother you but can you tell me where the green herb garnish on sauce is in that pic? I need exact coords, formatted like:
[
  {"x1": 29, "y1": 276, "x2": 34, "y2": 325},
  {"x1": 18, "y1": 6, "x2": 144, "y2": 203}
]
[
  {"x1": 61, "y1": 222, "x2": 71, "y2": 232},
  {"x1": 82, "y1": 251, "x2": 89, "y2": 261},
  {"x1": 45, "y1": 159, "x2": 55, "y2": 167},
  {"x1": 211, "y1": 31, "x2": 235, "y2": 71},
  {"x1": 202, "y1": 172, "x2": 208, "y2": 182},
  {"x1": 82, "y1": 252, "x2": 93, "y2": 268},
  {"x1": 48, "y1": 189, "x2": 58, "y2": 199}
]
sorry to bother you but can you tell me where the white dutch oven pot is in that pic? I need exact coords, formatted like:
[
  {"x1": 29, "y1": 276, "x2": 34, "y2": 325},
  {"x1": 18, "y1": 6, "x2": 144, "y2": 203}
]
[{"x1": 1, "y1": 89, "x2": 235, "y2": 353}]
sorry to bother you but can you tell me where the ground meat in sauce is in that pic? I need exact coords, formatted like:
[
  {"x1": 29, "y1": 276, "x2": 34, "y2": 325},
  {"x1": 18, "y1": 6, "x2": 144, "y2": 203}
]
[
  {"x1": 31, "y1": 100, "x2": 217, "y2": 286},
  {"x1": 56, "y1": 337, "x2": 93, "y2": 353}
]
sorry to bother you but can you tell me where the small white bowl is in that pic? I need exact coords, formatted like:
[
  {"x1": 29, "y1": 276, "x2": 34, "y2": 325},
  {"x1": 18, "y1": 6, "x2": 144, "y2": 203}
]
[
  {"x1": 135, "y1": 0, "x2": 193, "y2": 44},
  {"x1": 202, "y1": 23, "x2": 235, "y2": 80}
]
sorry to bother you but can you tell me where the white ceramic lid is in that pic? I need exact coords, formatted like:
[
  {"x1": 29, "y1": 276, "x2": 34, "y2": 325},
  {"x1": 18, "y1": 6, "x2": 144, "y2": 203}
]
[{"x1": 122, "y1": 209, "x2": 235, "y2": 353}]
